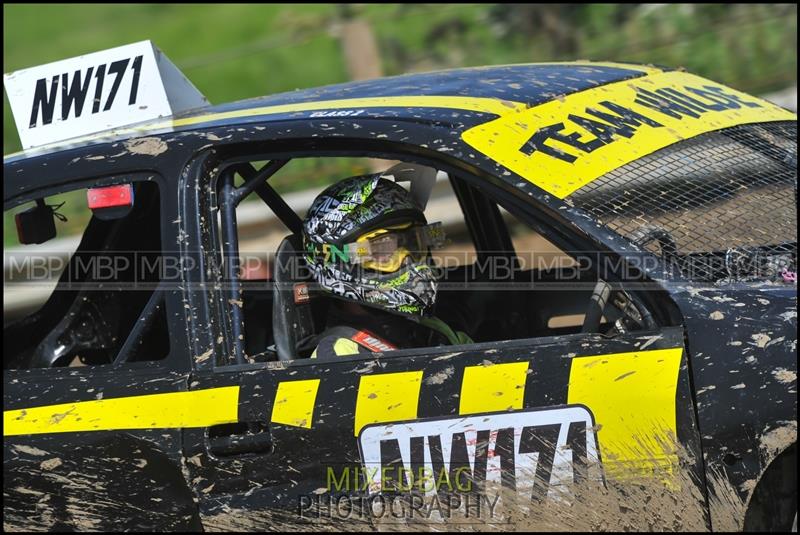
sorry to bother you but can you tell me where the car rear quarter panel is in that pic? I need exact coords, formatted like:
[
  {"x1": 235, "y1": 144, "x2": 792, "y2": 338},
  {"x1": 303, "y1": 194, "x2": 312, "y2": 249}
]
[{"x1": 670, "y1": 283, "x2": 797, "y2": 528}]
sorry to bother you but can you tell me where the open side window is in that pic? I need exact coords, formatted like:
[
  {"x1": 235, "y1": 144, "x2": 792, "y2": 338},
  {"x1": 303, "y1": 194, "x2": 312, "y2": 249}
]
[
  {"x1": 3, "y1": 178, "x2": 171, "y2": 370},
  {"x1": 206, "y1": 156, "x2": 479, "y2": 366},
  {"x1": 206, "y1": 149, "x2": 668, "y2": 367}
]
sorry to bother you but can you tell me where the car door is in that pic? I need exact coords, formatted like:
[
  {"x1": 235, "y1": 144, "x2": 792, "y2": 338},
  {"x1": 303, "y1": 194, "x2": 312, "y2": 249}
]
[
  {"x1": 180, "y1": 150, "x2": 707, "y2": 530},
  {"x1": 3, "y1": 173, "x2": 201, "y2": 531},
  {"x1": 184, "y1": 329, "x2": 701, "y2": 526}
]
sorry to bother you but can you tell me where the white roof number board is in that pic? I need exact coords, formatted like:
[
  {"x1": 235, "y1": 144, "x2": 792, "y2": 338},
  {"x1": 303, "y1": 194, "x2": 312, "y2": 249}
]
[{"x1": 4, "y1": 40, "x2": 208, "y2": 150}]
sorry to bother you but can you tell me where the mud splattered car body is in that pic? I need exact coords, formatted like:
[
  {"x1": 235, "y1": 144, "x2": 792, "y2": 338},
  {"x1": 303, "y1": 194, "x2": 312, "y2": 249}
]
[{"x1": 3, "y1": 62, "x2": 796, "y2": 531}]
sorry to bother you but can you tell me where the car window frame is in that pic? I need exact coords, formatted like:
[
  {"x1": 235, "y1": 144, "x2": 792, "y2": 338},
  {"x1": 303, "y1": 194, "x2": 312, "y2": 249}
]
[
  {"x1": 2, "y1": 170, "x2": 189, "y2": 375},
  {"x1": 195, "y1": 141, "x2": 646, "y2": 372},
  {"x1": 205, "y1": 151, "x2": 502, "y2": 368}
]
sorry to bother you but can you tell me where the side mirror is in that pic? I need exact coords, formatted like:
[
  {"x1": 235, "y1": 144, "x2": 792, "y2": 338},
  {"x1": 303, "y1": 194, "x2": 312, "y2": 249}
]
[{"x1": 14, "y1": 199, "x2": 56, "y2": 245}]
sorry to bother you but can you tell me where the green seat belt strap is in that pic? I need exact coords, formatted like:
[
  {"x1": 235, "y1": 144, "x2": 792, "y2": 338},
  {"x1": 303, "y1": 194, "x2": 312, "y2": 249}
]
[{"x1": 418, "y1": 316, "x2": 473, "y2": 345}]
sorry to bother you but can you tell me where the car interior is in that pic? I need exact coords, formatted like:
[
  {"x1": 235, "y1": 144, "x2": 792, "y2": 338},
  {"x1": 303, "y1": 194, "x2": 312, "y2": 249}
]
[
  {"x1": 3, "y1": 181, "x2": 170, "y2": 370},
  {"x1": 218, "y1": 157, "x2": 658, "y2": 364}
]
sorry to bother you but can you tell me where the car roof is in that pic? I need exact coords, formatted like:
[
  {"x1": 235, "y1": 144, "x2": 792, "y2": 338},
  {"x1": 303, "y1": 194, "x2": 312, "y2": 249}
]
[
  {"x1": 194, "y1": 61, "x2": 661, "y2": 115},
  {"x1": 3, "y1": 61, "x2": 663, "y2": 163}
]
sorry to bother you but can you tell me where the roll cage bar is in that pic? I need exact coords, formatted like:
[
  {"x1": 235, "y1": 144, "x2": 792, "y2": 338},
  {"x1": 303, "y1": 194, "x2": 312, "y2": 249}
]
[{"x1": 218, "y1": 159, "x2": 293, "y2": 365}]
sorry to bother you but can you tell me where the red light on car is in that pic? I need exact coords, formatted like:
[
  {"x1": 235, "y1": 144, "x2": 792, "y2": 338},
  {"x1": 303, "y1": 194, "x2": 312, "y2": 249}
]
[{"x1": 87, "y1": 184, "x2": 134, "y2": 210}]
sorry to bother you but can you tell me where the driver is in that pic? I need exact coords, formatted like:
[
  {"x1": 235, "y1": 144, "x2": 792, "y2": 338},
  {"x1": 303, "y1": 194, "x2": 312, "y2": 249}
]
[{"x1": 302, "y1": 171, "x2": 472, "y2": 359}]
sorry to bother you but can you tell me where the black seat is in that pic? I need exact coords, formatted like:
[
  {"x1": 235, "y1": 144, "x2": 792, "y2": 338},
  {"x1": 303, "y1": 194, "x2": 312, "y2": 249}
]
[{"x1": 272, "y1": 234, "x2": 326, "y2": 361}]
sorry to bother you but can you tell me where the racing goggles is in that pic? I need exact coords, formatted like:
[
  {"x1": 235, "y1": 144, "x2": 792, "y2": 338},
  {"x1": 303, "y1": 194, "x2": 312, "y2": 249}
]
[{"x1": 344, "y1": 222, "x2": 446, "y2": 272}]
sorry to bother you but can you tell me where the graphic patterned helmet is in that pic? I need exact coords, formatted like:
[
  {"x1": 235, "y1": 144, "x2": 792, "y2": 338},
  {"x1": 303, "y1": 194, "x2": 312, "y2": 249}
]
[{"x1": 302, "y1": 173, "x2": 440, "y2": 316}]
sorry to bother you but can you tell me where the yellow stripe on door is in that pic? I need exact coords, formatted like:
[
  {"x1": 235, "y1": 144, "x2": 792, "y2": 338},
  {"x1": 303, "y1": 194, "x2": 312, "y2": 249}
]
[
  {"x1": 459, "y1": 361, "x2": 529, "y2": 415},
  {"x1": 567, "y1": 347, "x2": 683, "y2": 480},
  {"x1": 3, "y1": 386, "x2": 240, "y2": 437},
  {"x1": 271, "y1": 379, "x2": 321, "y2": 429},
  {"x1": 354, "y1": 371, "x2": 423, "y2": 437}
]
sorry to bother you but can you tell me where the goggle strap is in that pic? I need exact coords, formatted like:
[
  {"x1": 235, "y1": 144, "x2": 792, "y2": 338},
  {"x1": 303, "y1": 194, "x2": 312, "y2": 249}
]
[{"x1": 419, "y1": 222, "x2": 446, "y2": 249}]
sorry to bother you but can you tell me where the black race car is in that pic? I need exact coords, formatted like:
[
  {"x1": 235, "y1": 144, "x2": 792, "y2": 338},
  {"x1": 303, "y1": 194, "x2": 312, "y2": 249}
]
[{"x1": 3, "y1": 60, "x2": 797, "y2": 531}]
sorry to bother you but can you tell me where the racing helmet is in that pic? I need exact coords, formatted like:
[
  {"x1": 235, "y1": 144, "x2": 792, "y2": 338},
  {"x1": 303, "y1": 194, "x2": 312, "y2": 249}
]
[{"x1": 302, "y1": 167, "x2": 446, "y2": 316}]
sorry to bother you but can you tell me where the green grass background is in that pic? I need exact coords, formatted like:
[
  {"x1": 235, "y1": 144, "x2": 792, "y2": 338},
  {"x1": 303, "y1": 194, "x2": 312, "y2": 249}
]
[{"x1": 3, "y1": 3, "x2": 797, "y2": 244}]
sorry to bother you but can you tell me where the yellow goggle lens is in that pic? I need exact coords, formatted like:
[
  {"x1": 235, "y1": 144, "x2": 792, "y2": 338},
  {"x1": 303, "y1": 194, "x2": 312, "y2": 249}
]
[
  {"x1": 347, "y1": 222, "x2": 444, "y2": 272},
  {"x1": 361, "y1": 247, "x2": 411, "y2": 272}
]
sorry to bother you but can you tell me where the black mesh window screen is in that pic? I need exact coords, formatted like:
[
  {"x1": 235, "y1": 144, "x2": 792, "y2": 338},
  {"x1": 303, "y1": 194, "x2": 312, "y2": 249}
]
[{"x1": 571, "y1": 121, "x2": 797, "y2": 283}]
